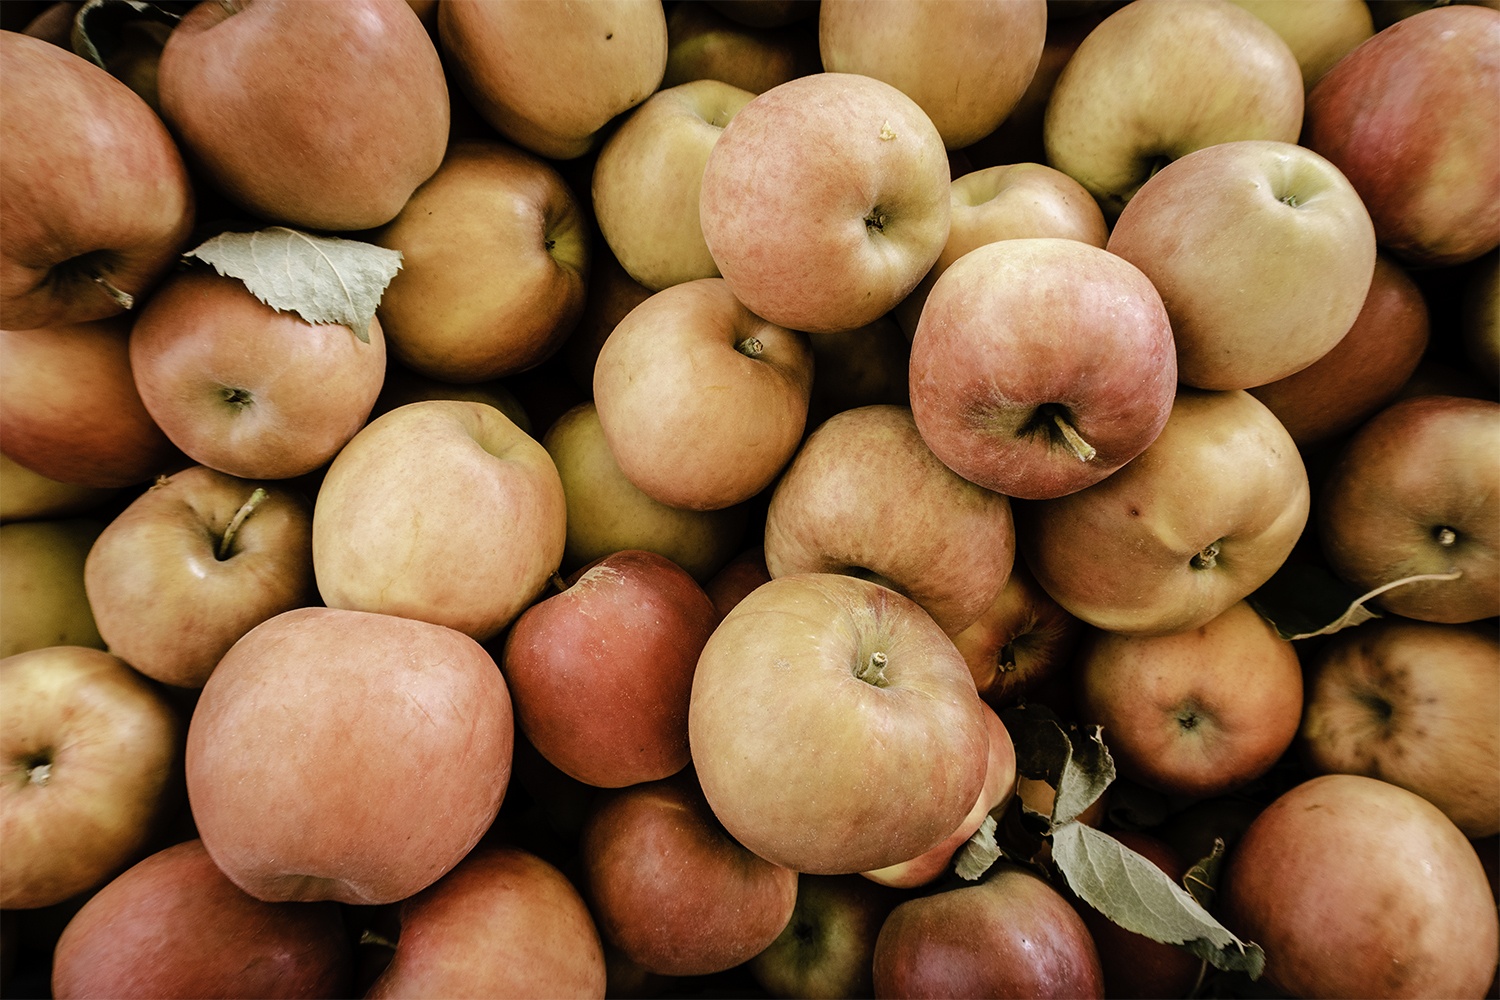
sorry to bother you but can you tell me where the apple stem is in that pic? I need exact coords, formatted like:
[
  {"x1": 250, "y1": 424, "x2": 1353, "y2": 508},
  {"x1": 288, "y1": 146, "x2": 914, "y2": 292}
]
[
  {"x1": 217, "y1": 488, "x2": 268, "y2": 559},
  {"x1": 358, "y1": 928, "x2": 398, "y2": 951},
  {"x1": 854, "y1": 650, "x2": 889, "y2": 687},
  {"x1": 91, "y1": 272, "x2": 134, "y2": 311},
  {"x1": 1191, "y1": 539, "x2": 1222, "y2": 571},
  {"x1": 735, "y1": 336, "x2": 764, "y2": 358},
  {"x1": 549, "y1": 571, "x2": 568, "y2": 594},
  {"x1": 997, "y1": 644, "x2": 1017, "y2": 674},
  {"x1": 1051, "y1": 413, "x2": 1096, "y2": 462}
]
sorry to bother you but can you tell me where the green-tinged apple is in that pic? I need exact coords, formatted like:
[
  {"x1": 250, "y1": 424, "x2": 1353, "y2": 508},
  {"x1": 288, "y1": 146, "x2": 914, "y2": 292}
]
[
  {"x1": 501, "y1": 550, "x2": 719, "y2": 788},
  {"x1": 439, "y1": 0, "x2": 667, "y2": 160},
  {"x1": 689, "y1": 573, "x2": 990, "y2": 875},
  {"x1": 370, "y1": 138, "x2": 590, "y2": 383},
  {"x1": 805, "y1": 315, "x2": 912, "y2": 429},
  {"x1": 50, "y1": 839, "x2": 352, "y2": 1000},
  {"x1": 186, "y1": 607, "x2": 513, "y2": 905},
  {"x1": 892, "y1": 162, "x2": 1110, "y2": 339},
  {"x1": 592, "y1": 79, "x2": 754, "y2": 291},
  {"x1": 817, "y1": 0, "x2": 1047, "y2": 150},
  {"x1": 313, "y1": 400, "x2": 567, "y2": 642},
  {"x1": 1229, "y1": 0, "x2": 1373, "y2": 90},
  {"x1": 699, "y1": 71, "x2": 952, "y2": 334},
  {"x1": 1043, "y1": 0, "x2": 1304, "y2": 218},
  {"x1": 1220, "y1": 774, "x2": 1499, "y2": 999},
  {"x1": 592, "y1": 277, "x2": 814, "y2": 511},
  {"x1": 1300, "y1": 618, "x2": 1499, "y2": 838},
  {"x1": 0, "y1": 318, "x2": 181, "y2": 489},
  {"x1": 748, "y1": 874, "x2": 905, "y2": 1000},
  {"x1": 763, "y1": 404, "x2": 1015, "y2": 636},
  {"x1": 0, "y1": 518, "x2": 104, "y2": 658},
  {"x1": 1107, "y1": 139, "x2": 1376, "y2": 391},
  {"x1": 543, "y1": 403, "x2": 747, "y2": 582},
  {"x1": 704, "y1": 546, "x2": 771, "y2": 622},
  {"x1": 579, "y1": 770, "x2": 799, "y2": 976},
  {"x1": 1249, "y1": 252, "x2": 1430, "y2": 448},
  {"x1": 1462, "y1": 250, "x2": 1499, "y2": 389},
  {"x1": 83, "y1": 466, "x2": 315, "y2": 690},
  {"x1": 872, "y1": 863, "x2": 1106, "y2": 998},
  {"x1": 129, "y1": 268, "x2": 387, "y2": 481},
  {"x1": 1076, "y1": 600, "x2": 1304, "y2": 798},
  {"x1": 1302, "y1": 5, "x2": 1500, "y2": 267},
  {"x1": 156, "y1": 0, "x2": 448, "y2": 231},
  {"x1": 1318, "y1": 395, "x2": 1499, "y2": 623},
  {"x1": 1, "y1": 645, "x2": 181, "y2": 909},
  {"x1": 662, "y1": 0, "x2": 821, "y2": 95},
  {"x1": 1016, "y1": 388, "x2": 1310, "y2": 637},
  {"x1": 909, "y1": 238, "x2": 1177, "y2": 499},
  {"x1": 372, "y1": 360, "x2": 532, "y2": 436},
  {"x1": 0, "y1": 31, "x2": 194, "y2": 331},
  {"x1": 0, "y1": 453, "x2": 119, "y2": 524},
  {"x1": 949, "y1": 559, "x2": 1083, "y2": 710},
  {"x1": 365, "y1": 845, "x2": 606, "y2": 999}
]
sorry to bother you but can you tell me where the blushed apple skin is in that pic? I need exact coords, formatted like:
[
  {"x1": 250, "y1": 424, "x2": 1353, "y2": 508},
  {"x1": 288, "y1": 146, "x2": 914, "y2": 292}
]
[{"x1": 950, "y1": 559, "x2": 1082, "y2": 710}]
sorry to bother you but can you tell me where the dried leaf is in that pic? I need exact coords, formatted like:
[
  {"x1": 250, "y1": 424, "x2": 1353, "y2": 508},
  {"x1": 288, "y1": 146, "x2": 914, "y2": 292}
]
[
  {"x1": 71, "y1": 0, "x2": 181, "y2": 70},
  {"x1": 1248, "y1": 561, "x2": 1464, "y2": 641},
  {"x1": 953, "y1": 814, "x2": 1002, "y2": 881},
  {"x1": 1000, "y1": 703, "x2": 1114, "y2": 828}
]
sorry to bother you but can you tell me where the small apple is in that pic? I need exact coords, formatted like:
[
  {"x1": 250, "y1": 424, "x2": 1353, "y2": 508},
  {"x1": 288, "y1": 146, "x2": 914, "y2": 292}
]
[
  {"x1": 747, "y1": 874, "x2": 905, "y2": 1000},
  {"x1": 561, "y1": 238, "x2": 655, "y2": 395},
  {"x1": 0, "y1": 518, "x2": 104, "y2": 659},
  {"x1": 662, "y1": 0, "x2": 821, "y2": 95},
  {"x1": 949, "y1": 559, "x2": 1083, "y2": 710}
]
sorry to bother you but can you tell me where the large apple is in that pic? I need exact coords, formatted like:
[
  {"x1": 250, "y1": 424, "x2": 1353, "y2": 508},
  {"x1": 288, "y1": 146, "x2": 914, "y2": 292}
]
[
  {"x1": 50, "y1": 839, "x2": 353, "y2": 1000},
  {"x1": 1106, "y1": 139, "x2": 1377, "y2": 391},
  {"x1": 1300, "y1": 618, "x2": 1499, "y2": 838},
  {"x1": 747, "y1": 874, "x2": 904, "y2": 1000},
  {"x1": 949, "y1": 559, "x2": 1083, "y2": 710},
  {"x1": 156, "y1": 0, "x2": 448, "y2": 231},
  {"x1": 762, "y1": 404, "x2": 1015, "y2": 637},
  {"x1": 0, "y1": 518, "x2": 104, "y2": 659},
  {"x1": 1318, "y1": 394, "x2": 1499, "y2": 624},
  {"x1": 186, "y1": 606, "x2": 513, "y2": 905},
  {"x1": 0, "y1": 31, "x2": 194, "y2": 331},
  {"x1": 1, "y1": 645, "x2": 181, "y2": 910},
  {"x1": 1016, "y1": 388, "x2": 1310, "y2": 637},
  {"x1": 662, "y1": 0, "x2": 821, "y2": 95},
  {"x1": 83, "y1": 466, "x2": 315, "y2": 690},
  {"x1": 909, "y1": 238, "x2": 1177, "y2": 499},
  {"x1": 698, "y1": 71, "x2": 952, "y2": 334},
  {"x1": 688, "y1": 572, "x2": 990, "y2": 875},
  {"x1": 1219, "y1": 773, "x2": 1500, "y2": 999},
  {"x1": 1302, "y1": 4, "x2": 1500, "y2": 267},
  {"x1": 129, "y1": 268, "x2": 387, "y2": 482},
  {"x1": 312, "y1": 400, "x2": 567, "y2": 642}
]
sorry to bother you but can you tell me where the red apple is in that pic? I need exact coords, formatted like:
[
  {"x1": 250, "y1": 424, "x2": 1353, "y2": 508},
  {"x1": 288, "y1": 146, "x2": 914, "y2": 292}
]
[
  {"x1": 704, "y1": 546, "x2": 771, "y2": 622},
  {"x1": 949, "y1": 559, "x2": 1083, "y2": 710}
]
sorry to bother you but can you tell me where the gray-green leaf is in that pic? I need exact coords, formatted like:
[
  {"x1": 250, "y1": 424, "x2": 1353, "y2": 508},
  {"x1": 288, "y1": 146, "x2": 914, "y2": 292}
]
[
  {"x1": 1052, "y1": 820, "x2": 1265, "y2": 978},
  {"x1": 953, "y1": 813, "x2": 1002, "y2": 881},
  {"x1": 185, "y1": 227, "x2": 402, "y2": 343}
]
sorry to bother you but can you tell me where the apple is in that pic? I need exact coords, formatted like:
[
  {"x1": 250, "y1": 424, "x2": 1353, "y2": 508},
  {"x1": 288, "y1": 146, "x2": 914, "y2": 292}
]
[
  {"x1": 438, "y1": 0, "x2": 668, "y2": 161},
  {"x1": 1043, "y1": 0, "x2": 1304, "y2": 218},
  {"x1": 1, "y1": 645, "x2": 181, "y2": 910},
  {"x1": 0, "y1": 317, "x2": 181, "y2": 489},
  {"x1": 50, "y1": 838, "x2": 353, "y2": 1000},
  {"x1": 698, "y1": 71, "x2": 952, "y2": 334},
  {"x1": 19, "y1": 2, "x2": 73, "y2": 47},
  {"x1": 592, "y1": 79, "x2": 754, "y2": 291},
  {"x1": 365, "y1": 845, "x2": 607, "y2": 998},
  {"x1": 578, "y1": 769, "x2": 799, "y2": 976},
  {"x1": 0, "y1": 517, "x2": 104, "y2": 659},
  {"x1": 83, "y1": 466, "x2": 316, "y2": 690},
  {"x1": 1219, "y1": 773, "x2": 1500, "y2": 999},
  {"x1": 747, "y1": 874, "x2": 905, "y2": 1000},
  {"x1": 561, "y1": 238, "x2": 655, "y2": 394},
  {"x1": 1318, "y1": 394, "x2": 1499, "y2": 624},
  {"x1": 689, "y1": 572, "x2": 990, "y2": 875},
  {"x1": 1248, "y1": 252, "x2": 1431, "y2": 448},
  {"x1": 186, "y1": 606, "x2": 513, "y2": 905},
  {"x1": 871, "y1": 862, "x2": 1106, "y2": 998},
  {"x1": 371, "y1": 359, "x2": 532, "y2": 436},
  {"x1": 1300, "y1": 617, "x2": 1499, "y2": 838},
  {"x1": 0, "y1": 31, "x2": 194, "y2": 331},
  {"x1": 0, "y1": 453, "x2": 119, "y2": 524},
  {"x1": 805, "y1": 315, "x2": 913, "y2": 429},
  {"x1": 662, "y1": 0, "x2": 821, "y2": 95},
  {"x1": 817, "y1": 0, "x2": 1047, "y2": 150},
  {"x1": 949, "y1": 558, "x2": 1083, "y2": 710},
  {"x1": 156, "y1": 0, "x2": 448, "y2": 231},
  {"x1": 1229, "y1": 0, "x2": 1374, "y2": 91},
  {"x1": 1461, "y1": 249, "x2": 1499, "y2": 391},
  {"x1": 910, "y1": 237, "x2": 1178, "y2": 499},
  {"x1": 129, "y1": 268, "x2": 387, "y2": 482},
  {"x1": 312, "y1": 400, "x2": 567, "y2": 643},
  {"x1": 704, "y1": 546, "x2": 771, "y2": 622},
  {"x1": 1302, "y1": 4, "x2": 1500, "y2": 267},
  {"x1": 1075, "y1": 600, "x2": 1304, "y2": 799},
  {"x1": 369, "y1": 138, "x2": 590, "y2": 383},
  {"x1": 1106, "y1": 139, "x2": 1377, "y2": 391},
  {"x1": 763, "y1": 404, "x2": 1015, "y2": 637},
  {"x1": 500, "y1": 549, "x2": 719, "y2": 789},
  {"x1": 592, "y1": 277, "x2": 814, "y2": 512}
]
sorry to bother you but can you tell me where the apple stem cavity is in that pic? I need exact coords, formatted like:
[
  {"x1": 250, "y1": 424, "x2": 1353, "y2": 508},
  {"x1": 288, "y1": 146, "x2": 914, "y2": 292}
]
[
  {"x1": 735, "y1": 336, "x2": 764, "y2": 358},
  {"x1": 1050, "y1": 412, "x2": 1097, "y2": 462},
  {"x1": 217, "y1": 487, "x2": 268, "y2": 560},
  {"x1": 1191, "y1": 540, "x2": 1222, "y2": 571},
  {"x1": 91, "y1": 272, "x2": 135, "y2": 311},
  {"x1": 855, "y1": 650, "x2": 890, "y2": 687}
]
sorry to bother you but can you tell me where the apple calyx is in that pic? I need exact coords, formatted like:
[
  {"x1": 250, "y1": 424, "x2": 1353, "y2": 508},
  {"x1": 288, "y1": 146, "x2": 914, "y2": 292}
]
[
  {"x1": 1190, "y1": 540, "x2": 1223, "y2": 571},
  {"x1": 854, "y1": 650, "x2": 890, "y2": 687},
  {"x1": 219, "y1": 386, "x2": 254, "y2": 409},
  {"x1": 997, "y1": 644, "x2": 1018, "y2": 674},
  {"x1": 864, "y1": 208, "x2": 889, "y2": 235},
  {"x1": 23, "y1": 752, "x2": 52, "y2": 786},
  {"x1": 735, "y1": 336, "x2": 764, "y2": 358},
  {"x1": 216, "y1": 487, "x2": 267, "y2": 559},
  {"x1": 1434, "y1": 526, "x2": 1457, "y2": 547}
]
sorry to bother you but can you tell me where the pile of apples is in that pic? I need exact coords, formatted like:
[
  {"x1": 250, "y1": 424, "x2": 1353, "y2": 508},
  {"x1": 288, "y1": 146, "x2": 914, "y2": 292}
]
[{"x1": 2, "y1": 0, "x2": 1498, "y2": 997}]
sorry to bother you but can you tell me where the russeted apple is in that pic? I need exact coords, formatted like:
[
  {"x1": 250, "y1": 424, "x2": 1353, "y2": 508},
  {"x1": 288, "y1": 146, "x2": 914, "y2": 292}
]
[
  {"x1": 50, "y1": 839, "x2": 353, "y2": 1000},
  {"x1": 763, "y1": 404, "x2": 1015, "y2": 637},
  {"x1": 579, "y1": 770, "x2": 799, "y2": 977},
  {"x1": 689, "y1": 573, "x2": 990, "y2": 875},
  {"x1": 909, "y1": 238, "x2": 1177, "y2": 500},
  {"x1": 0, "y1": 31, "x2": 194, "y2": 331},
  {"x1": 949, "y1": 559, "x2": 1083, "y2": 711},
  {"x1": 185, "y1": 607, "x2": 513, "y2": 906},
  {"x1": 1318, "y1": 394, "x2": 1499, "y2": 624},
  {"x1": 1017, "y1": 388, "x2": 1310, "y2": 637},
  {"x1": 1219, "y1": 773, "x2": 1500, "y2": 999},
  {"x1": 156, "y1": 0, "x2": 449, "y2": 232},
  {"x1": 1300, "y1": 618, "x2": 1499, "y2": 839},
  {"x1": 0, "y1": 518, "x2": 104, "y2": 659},
  {"x1": 747, "y1": 874, "x2": 905, "y2": 1000}
]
